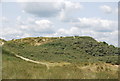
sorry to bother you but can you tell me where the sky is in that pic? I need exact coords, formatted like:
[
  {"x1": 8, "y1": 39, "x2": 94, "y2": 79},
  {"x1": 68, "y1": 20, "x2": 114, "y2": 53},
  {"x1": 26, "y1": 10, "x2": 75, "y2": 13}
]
[{"x1": 0, "y1": 0, "x2": 119, "y2": 46}]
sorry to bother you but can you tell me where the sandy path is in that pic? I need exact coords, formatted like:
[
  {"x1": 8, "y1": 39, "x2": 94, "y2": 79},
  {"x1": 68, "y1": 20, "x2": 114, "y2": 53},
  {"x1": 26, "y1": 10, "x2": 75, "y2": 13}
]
[{"x1": 15, "y1": 54, "x2": 70, "y2": 69}]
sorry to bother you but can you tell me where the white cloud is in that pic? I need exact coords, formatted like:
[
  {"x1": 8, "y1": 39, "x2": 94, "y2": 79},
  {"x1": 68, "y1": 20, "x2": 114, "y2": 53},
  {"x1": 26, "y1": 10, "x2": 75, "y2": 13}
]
[
  {"x1": 95, "y1": 30, "x2": 118, "y2": 46},
  {"x1": 71, "y1": 17, "x2": 117, "y2": 32},
  {"x1": 100, "y1": 5, "x2": 112, "y2": 14},
  {"x1": 19, "y1": 0, "x2": 82, "y2": 19},
  {"x1": 2, "y1": 17, "x2": 9, "y2": 23},
  {"x1": 2, "y1": 28, "x2": 22, "y2": 35},
  {"x1": 1, "y1": 16, "x2": 55, "y2": 40},
  {"x1": 64, "y1": 1, "x2": 82, "y2": 11},
  {"x1": 1, "y1": 27, "x2": 23, "y2": 40},
  {"x1": 16, "y1": 16, "x2": 55, "y2": 33},
  {"x1": 34, "y1": 19, "x2": 54, "y2": 32},
  {"x1": 16, "y1": 16, "x2": 36, "y2": 25},
  {"x1": 18, "y1": 18, "x2": 55, "y2": 35},
  {"x1": 57, "y1": 27, "x2": 80, "y2": 36},
  {"x1": 59, "y1": 1, "x2": 83, "y2": 21}
]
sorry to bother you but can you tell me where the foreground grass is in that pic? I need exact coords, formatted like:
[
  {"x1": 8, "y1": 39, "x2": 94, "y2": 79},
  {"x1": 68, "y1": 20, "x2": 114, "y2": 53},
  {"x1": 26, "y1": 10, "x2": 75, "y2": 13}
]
[{"x1": 2, "y1": 53, "x2": 118, "y2": 79}]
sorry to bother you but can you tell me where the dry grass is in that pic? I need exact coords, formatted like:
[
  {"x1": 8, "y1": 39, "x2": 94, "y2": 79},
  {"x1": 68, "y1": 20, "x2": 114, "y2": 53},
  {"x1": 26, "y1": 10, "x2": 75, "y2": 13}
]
[{"x1": 2, "y1": 54, "x2": 118, "y2": 79}]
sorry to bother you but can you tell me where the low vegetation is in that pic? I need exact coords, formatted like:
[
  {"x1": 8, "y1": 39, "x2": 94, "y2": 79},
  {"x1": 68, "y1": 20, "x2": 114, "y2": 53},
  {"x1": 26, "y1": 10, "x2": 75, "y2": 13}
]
[{"x1": 1, "y1": 36, "x2": 119, "y2": 79}]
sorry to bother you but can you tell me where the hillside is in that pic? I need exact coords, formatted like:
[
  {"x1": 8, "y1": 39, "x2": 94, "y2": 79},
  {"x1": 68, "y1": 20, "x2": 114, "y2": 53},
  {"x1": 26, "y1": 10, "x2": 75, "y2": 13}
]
[
  {"x1": 1, "y1": 36, "x2": 119, "y2": 79},
  {"x1": 2, "y1": 36, "x2": 119, "y2": 64}
]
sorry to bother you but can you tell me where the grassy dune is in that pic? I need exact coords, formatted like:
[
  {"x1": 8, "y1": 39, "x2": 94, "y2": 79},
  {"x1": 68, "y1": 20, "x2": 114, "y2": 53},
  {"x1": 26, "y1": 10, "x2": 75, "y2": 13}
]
[{"x1": 1, "y1": 36, "x2": 119, "y2": 79}]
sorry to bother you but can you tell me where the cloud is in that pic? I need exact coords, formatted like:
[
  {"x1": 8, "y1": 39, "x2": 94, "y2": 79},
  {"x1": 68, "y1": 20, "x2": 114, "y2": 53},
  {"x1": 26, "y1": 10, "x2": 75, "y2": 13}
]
[
  {"x1": 59, "y1": 1, "x2": 83, "y2": 21},
  {"x1": 1, "y1": 17, "x2": 31, "y2": 40},
  {"x1": 18, "y1": 18, "x2": 55, "y2": 35},
  {"x1": 20, "y1": 0, "x2": 82, "y2": 19},
  {"x1": 21, "y1": 18, "x2": 55, "y2": 33},
  {"x1": 55, "y1": 27, "x2": 80, "y2": 36},
  {"x1": 94, "y1": 30, "x2": 118, "y2": 46},
  {"x1": 100, "y1": 5, "x2": 112, "y2": 14},
  {"x1": 63, "y1": 1, "x2": 82, "y2": 12},
  {"x1": 71, "y1": 17, "x2": 117, "y2": 32},
  {"x1": 1, "y1": 17, "x2": 9, "y2": 25},
  {"x1": 16, "y1": 16, "x2": 36, "y2": 25},
  {"x1": 1, "y1": 16, "x2": 55, "y2": 40},
  {"x1": 1, "y1": 27, "x2": 24, "y2": 40},
  {"x1": 21, "y1": 1, "x2": 64, "y2": 17},
  {"x1": 34, "y1": 19, "x2": 54, "y2": 33}
]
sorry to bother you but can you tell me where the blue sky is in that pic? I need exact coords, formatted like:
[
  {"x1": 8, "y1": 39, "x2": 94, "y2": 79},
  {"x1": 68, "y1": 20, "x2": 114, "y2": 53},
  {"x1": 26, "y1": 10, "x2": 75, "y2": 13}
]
[{"x1": 0, "y1": 0, "x2": 118, "y2": 46}]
